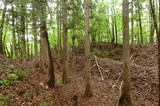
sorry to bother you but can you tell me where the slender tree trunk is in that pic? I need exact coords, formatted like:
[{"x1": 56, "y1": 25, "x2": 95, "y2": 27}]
[
  {"x1": 84, "y1": 0, "x2": 93, "y2": 97},
  {"x1": 114, "y1": 16, "x2": 118, "y2": 44},
  {"x1": 32, "y1": 0, "x2": 38, "y2": 57},
  {"x1": 62, "y1": 0, "x2": 69, "y2": 84},
  {"x1": 20, "y1": 5, "x2": 26, "y2": 58},
  {"x1": 149, "y1": 16, "x2": 155, "y2": 43},
  {"x1": 137, "y1": 1, "x2": 143, "y2": 44},
  {"x1": 11, "y1": 6, "x2": 17, "y2": 58},
  {"x1": 111, "y1": 7, "x2": 115, "y2": 43},
  {"x1": 72, "y1": 0, "x2": 76, "y2": 67},
  {"x1": 131, "y1": 0, "x2": 134, "y2": 46},
  {"x1": 0, "y1": 1, "x2": 7, "y2": 54},
  {"x1": 57, "y1": 0, "x2": 61, "y2": 66},
  {"x1": 117, "y1": 0, "x2": 132, "y2": 105}
]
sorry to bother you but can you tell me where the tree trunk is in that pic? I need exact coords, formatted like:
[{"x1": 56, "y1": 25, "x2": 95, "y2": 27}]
[
  {"x1": 11, "y1": 6, "x2": 17, "y2": 58},
  {"x1": 131, "y1": 1, "x2": 134, "y2": 46},
  {"x1": 149, "y1": 16, "x2": 155, "y2": 43},
  {"x1": 149, "y1": 0, "x2": 159, "y2": 37},
  {"x1": 20, "y1": 4, "x2": 26, "y2": 58},
  {"x1": 117, "y1": 0, "x2": 132, "y2": 105},
  {"x1": 62, "y1": 0, "x2": 69, "y2": 84},
  {"x1": 137, "y1": 1, "x2": 143, "y2": 44},
  {"x1": 111, "y1": 7, "x2": 115, "y2": 43},
  {"x1": 84, "y1": 0, "x2": 93, "y2": 97},
  {"x1": 0, "y1": 1, "x2": 7, "y2": 54},
  {"x1": 57, "y1": 0, "x2": 61, "y2": 66},
  {"x1": 32, "y1": 0, "x2": 38, "y2": 57},
  {"x1": 40, "y1": 0, "x2": 55, "y2": 88}
]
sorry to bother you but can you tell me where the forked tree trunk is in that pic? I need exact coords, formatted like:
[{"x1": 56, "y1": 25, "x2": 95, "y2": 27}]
[
  {"x1": 84, "y1": 0, "x2": 93, "y2": 97},
  {"x1": 117, "y1": 0, "x2": 132, "y2": 105},
  {"x1": 62, "y1": 0, "x2": 69, "y2": 84}
]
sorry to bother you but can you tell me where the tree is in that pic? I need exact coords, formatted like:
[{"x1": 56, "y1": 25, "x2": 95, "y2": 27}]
[
  {"x1": 149, "y1": 0, "x2": 159, "y2": 37},
  {"x1": 62, "y1": 0, "x2": 69, "y2": 84},
  {"x1": 20, "y1": 4, "x2": 26, "y2": 58},
  {"x1": 137, "y1": 1, "x2": 143, "y2": 44},
  {"x1": 11, "y1": 5, "x2": 17, "y2": 57},
  {"x1": 84, "y1": 0, "x2": 93, "y2": 97},
  {"x1": 131, "y1": 0, "x2": 134, "y2": 46},
  {"x1": 117, "y1": 0, "x2": 132, "y2": 105},
  {"x1": 40, "y1": 0, "x2": 55, "y2": 88},
  {"x1": 32, "y1": 0, "x2": 38, "y2": 56},
  {"x1": 0, "y1": 0, "x2": 7, "y2": 54},
  {"x1": 57, "y1": 0, "x2": 61, "y2": 66}
]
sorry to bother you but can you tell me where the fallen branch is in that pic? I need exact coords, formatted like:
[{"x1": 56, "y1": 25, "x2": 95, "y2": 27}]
[
  {"x1": 94, "y1": 55, "x2": 104, "y2": 80},
  {"x1": 112, "y1": 72, "x2": 123, "y2": 89},
  {"x1": 102, "y1": 58, "x2": 155, "y2": 70}
]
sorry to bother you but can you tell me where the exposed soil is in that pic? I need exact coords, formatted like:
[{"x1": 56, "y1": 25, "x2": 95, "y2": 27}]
[{"x1": 0, "y1": 43, "x2": 159, "y2": 106}]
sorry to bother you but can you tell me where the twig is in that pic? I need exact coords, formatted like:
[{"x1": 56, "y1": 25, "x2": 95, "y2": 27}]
[
  {"x1": 112, "y1": 72, "x2": 123, "y2": 89},
  {"x1": 93, "y1": 55, "x2": 104, "y2": 80}
]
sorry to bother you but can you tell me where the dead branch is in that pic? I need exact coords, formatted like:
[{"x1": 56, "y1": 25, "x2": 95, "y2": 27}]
[{"x1": 94, "y1": 55, "x2": 104, "y2": 80}]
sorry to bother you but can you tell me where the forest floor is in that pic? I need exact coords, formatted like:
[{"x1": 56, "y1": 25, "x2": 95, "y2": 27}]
[{"x1": 0, "y1": 43, "x2": 159, "y2": 106}]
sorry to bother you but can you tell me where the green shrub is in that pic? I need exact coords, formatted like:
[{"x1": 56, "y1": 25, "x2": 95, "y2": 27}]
[
  {"x1": 0, "y1": 79, "x2": 10, "y2": 89},
  {"x1": 14, "y1": 69, "x2": 27, "y2": 80},
  {"x1": 38, "y1": 102, "x2": 50, "y2": 106},
  {"x1": 0, "y1": 69, "x2": 27, "y2": 89},
  {"x1": 90, "y1": 49, "x2": 101, "y2": 56},
  {"x1": 7, "y1": 73, "x2": 19, "y2": 81},
  {"x1": 56, "y1": 79, "x2": 63, "y2": 86}
]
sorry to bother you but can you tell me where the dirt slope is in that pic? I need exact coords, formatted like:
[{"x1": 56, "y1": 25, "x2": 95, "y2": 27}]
[{"x1": 0, "y1": 44, "x2": 158, "y2": 106}]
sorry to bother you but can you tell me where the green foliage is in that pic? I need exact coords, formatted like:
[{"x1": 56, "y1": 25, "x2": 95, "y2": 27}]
[
  {"x1": 0, "y1": 94, "x2": 10, "y2": 106},
  {"x1": 0, "y1": 79, "x2": 10, "y2": 89},
  {"x1": 56, "y1": 79, "x2": 63, "y2": 86},
  {"x1": 90, "y1": 49, "x2": 101, "y2": 56},
  {"x1": 101, "y1": 50, "x2": 110, "y2": 57},
  {"x1": 38, "y1": 102, "x2": 50, "y2": 106},
  {"x1": 0, "y1": 69, "x2": 27, "y2": 89},
  {"x1": 13, "y1": 69, "x2": 27, "y2": 80},
  {"x1": 7, "y1": 73, "x2": 19, "y2": 81}
]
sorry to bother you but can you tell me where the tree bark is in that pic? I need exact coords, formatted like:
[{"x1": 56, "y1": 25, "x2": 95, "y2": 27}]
[
  {"x1": 0, "y1": 1, "x2": 7, "y2": 54},
  {"x1": 20, "y1": 4, "x2": 26, "y2": 58},
  {"x1": 117, "y1": 0, "x2": 132, "y2": 105},
  {"x1": 84, "y1": 0, "x2": 93, "y2": 97},
  {"x1": 57, "y1": 0, "x2": 61, "y2": 66},
  {"x1": 62, "y1": 0, "x2": 69, "y2": 84},
  {"x1": 11, "y1": 6, "x2": 17, "y2": 58},
  {"x1": 137, "y1": 1, "x2": 143, "y2": 44},
  {"x1": 149, "y1": 16, "x2": 155, "y2": 43},
  {"x1": 131, "y1": 0, "x2": 134, "y2": 46},
  {"x1": 32, "y1": 0, "x2": 38, "y2": 57},
  {"x1": 40, "y1": 0, "x2": 55, "y2": 88}
]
